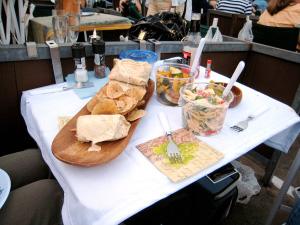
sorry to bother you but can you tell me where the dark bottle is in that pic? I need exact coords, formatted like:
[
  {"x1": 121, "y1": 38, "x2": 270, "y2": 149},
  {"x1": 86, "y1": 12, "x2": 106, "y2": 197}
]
[{"x1": 92, "y1": 38, "x2": 106, "y2": 78}]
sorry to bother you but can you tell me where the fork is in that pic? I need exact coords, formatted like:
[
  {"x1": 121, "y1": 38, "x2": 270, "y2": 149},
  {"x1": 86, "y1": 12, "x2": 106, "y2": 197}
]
[
  {"x1": 29, "y1": 82, "x2": 94, "y2": 95},
  {"x1": 158, "y1": 112, "x2": 183, "y2": 164},
  {"x1": 231, "y1": 105, "x2": 270, "y2": 132}
]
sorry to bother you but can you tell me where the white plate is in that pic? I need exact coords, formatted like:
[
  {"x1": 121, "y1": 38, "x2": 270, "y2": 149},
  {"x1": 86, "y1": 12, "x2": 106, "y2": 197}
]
[
  {"x1": 0, "y1": 168, "x2": 11, "y2": 209},
  {"x1": 81, "y1": 12, "x2": 95, "y2": 17}
]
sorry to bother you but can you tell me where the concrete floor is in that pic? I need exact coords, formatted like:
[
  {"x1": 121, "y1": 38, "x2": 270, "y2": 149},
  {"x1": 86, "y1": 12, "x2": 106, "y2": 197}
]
[{"x1": 221, "y1": 135, "x2": 300, "y2": 225}]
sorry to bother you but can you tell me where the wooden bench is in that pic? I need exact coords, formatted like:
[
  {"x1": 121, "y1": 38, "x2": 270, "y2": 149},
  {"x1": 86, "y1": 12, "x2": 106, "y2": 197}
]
[{"x1": 206, "y1": 9, "x2": 259, "y2": 38}]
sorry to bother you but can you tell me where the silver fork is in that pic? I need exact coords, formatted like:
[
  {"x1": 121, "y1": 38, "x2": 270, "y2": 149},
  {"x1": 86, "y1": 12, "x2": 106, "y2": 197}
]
[
  {"x1": 29, "y1": 82, "x2": 94, "y2": 95},
  {"x1": 231, "y1": 105, "x2": 269, "y2": 132},
  {"x1": 158, "y1": 112, "x2": 183, "y2": 164}
]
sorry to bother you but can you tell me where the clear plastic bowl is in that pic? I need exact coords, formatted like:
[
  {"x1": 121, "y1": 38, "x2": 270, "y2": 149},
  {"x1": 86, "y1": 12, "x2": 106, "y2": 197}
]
[
  {"x1": 155, "y1": 63, "x2": 198, "y2": 106},
  {"x1": 180, "y1": 82, "x2": 234, "y2": 136}
]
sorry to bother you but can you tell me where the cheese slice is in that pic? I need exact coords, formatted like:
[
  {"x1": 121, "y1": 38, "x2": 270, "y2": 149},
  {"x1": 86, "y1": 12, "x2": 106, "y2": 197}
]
[{"x1": 76, "y1": 115, "x2": 131, "y2": 151}]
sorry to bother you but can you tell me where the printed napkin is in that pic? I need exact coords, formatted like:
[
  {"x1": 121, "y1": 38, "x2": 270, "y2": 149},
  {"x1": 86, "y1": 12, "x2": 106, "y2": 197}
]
[
  {"x1": 65, "y1": 68, "x2": 110, "y2": 99},
  {"x1": 136, "y1": 128, "x2": 224, "y2": 182}
]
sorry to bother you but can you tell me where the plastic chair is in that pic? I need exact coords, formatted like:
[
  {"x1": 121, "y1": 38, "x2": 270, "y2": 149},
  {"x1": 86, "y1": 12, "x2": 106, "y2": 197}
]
[{"x1": 252, "y1": 23, "x2": 300, "y2": 52}]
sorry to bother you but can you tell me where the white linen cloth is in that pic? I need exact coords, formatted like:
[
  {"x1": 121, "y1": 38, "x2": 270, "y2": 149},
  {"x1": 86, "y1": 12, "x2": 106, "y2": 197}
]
[{"x1": 20, "y1": 67, "x2": 300, "y2": 225}]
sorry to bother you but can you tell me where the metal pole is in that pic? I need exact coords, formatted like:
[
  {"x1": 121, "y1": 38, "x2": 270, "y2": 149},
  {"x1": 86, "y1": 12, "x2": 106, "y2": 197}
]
[{"x1": 265, "y1": 148, "x2": 300, "y2": 225}]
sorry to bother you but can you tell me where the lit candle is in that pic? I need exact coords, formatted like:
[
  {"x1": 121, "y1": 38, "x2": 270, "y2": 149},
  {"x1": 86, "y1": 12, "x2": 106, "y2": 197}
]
[{"x1": 89, "y1": 29, "x2": 100, "y2": 43}]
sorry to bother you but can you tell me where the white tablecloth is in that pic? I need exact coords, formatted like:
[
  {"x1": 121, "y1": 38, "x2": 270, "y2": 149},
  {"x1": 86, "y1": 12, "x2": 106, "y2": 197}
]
[{"x1": 20, "y1": 66, "x2": 300, "y2": 225}]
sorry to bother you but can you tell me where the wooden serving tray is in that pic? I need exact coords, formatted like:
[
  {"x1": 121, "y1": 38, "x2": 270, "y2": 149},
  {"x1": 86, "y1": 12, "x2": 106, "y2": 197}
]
[{"x1": 52, "y1": 79, "x2": 155, "y2": 167}]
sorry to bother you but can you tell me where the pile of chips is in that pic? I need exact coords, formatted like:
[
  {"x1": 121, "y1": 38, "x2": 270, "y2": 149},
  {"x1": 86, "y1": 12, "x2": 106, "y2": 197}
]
[{"x1": 87, "y1": 81, "x2": 147, "y2": 122}]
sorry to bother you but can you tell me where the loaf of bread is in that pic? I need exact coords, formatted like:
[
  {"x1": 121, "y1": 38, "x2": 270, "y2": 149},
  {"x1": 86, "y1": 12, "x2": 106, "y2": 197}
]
[
  {"x1": 76, "y1": 115, "x2": 131, "y2": 152},
  {"x1": 108, "y1": 59, "x2": 151, "y2": 86}
]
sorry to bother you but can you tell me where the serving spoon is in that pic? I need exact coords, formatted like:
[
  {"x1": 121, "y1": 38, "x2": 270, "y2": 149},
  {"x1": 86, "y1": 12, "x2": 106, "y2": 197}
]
[
  {"x1": 222, "y1": 61, "x2": 245, "y2": 99},
  {"x1": 190, "y1": 38, "x2": 206, "y2": 77}
]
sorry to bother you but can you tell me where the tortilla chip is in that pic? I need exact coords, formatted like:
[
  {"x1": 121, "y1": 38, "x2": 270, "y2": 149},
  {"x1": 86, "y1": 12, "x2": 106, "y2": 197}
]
[
  {"x1": 87, "y1": 94, "x2": 102, "y2": 112},
  {"x1": 100, "y1": 85, "x2": 107, "y2": 95},
  {"x1": 125, "y1": 87, "x2": 146, "y2": 101},
  {"x1": 136, "y1": 100, "x2": 145, "y2": 107},
  {"x1": 106, "y1": 82, "x2": 124, "y2": 99},
  {"x1": 128, "y1": 96, "x2": 138, "y2": 113},
  {"x1": 98, "y1": 91, "x2": 108, "y2": 100},
  {"x1": 118, "y1": 96, "x2": 134, "y2": 115},
  {"x1": 115, "y1": 100, "x2": 126, "y2": 112},
  {"x1": 127, "y1": 109, "x2": 146, "y2": 122},
  {"x1": 92, "y1": 99, "x2": 118, "y2": 115}
]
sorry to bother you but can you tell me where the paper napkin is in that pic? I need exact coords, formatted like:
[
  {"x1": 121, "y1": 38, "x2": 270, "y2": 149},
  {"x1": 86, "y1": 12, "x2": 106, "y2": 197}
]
[
  {"x1": 136, "y1": 128, "x2": 224, "y2": 182},
  {"x1": 65, "y1": 68, "x2": 110, "y2": 99}
]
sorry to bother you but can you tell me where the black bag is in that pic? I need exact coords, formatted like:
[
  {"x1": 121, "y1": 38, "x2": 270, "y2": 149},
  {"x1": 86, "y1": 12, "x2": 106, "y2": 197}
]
[{"x1": 129, "y1": 12, "x2": 187, "y2": 41}]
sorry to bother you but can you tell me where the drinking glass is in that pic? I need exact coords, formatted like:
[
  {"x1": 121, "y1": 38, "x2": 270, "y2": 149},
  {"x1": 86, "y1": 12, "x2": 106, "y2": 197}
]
[
  {"x1": 52, "y1": 15, "x2": 68, "y2": 44},
  {"x1": 67, "y1": 13, "x2": 81, "y2": 43},
  {"x1": 52, "y1": 10, "x2": 66, "y2": 16}
]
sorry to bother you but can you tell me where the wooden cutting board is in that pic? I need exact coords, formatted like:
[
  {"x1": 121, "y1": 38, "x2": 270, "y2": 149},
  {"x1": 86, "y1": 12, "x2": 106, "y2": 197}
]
[{"x1": 52, "y1": 79, "x2": 155, "y2": 167}]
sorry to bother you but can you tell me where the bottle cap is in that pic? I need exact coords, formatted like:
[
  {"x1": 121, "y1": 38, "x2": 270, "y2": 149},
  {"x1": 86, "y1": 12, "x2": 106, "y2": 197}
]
[
  {"x1": 207, "y1": 60, "x2": 212, "y2": 64},
  {"x1": 190, "y1": 13, "x2": 201, "y2": 32},
  {"x1": 92, "y1": 39, "x2": 105, "y2": 54},
  {"x1": 72, "y1": 43, "x2": 86, "y2": 58}
]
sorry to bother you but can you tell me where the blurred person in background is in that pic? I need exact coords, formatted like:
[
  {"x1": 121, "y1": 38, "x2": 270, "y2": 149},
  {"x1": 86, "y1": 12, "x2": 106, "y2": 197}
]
[
  {"x1": 192, "y1": 0, "x2": 216, "y2": 25},
  {"x1": 258, "y1": 0, "x2": 300, "y2": 50},
  {"x1": 252, "y1": 0, "x2": 268, "y2": 13},
  {"x1": 119, "y1": 0, "x2": 143, "y2": 21},
  {"x1": 145, "y1": 0, "x2": 186, "y2": 18},
  {"x1": 286, "y1": 198, "x2": 300, "y2": 225},
  {"x1": 119, "y1": 0, "x2": 142, "y2": 14},
  {"x1": 216, "y1": 0, "x2": 253, "y2": 14},
  {"x1": 193, "y1": 0, "x2": 216, "y2": 12},
  {"x1": 146, "y1": 0, "x2": 172, "y2": 16}
]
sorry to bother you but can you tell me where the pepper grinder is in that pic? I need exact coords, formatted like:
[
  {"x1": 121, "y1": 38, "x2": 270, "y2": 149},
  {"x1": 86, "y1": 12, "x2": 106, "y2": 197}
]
[
  {"x1": 71, "y1": 43, "x2": 88, "y2": 82},
  {"x1": 92, "y1": 38, "x2": 106, "y2": 78}
]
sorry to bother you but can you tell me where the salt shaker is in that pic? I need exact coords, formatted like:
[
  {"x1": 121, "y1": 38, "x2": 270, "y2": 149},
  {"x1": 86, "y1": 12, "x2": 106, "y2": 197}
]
[
  {"x1": 92, "y1": 38, "x2": 106, "y2": 78},
  {"x1": 71, "y1": 43, "x2": 88, "y2": 82}
]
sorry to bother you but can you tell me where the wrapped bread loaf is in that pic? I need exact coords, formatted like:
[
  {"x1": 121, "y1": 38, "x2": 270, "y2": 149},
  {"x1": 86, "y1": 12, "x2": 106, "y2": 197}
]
[
  {"x1": 108, "y1": 59, "x2": 151, "y2": 86},
  {"x1": 77, "y1": 115, "x2": 131, "y2": 152},
  {"x1": 108, "y1": 80, "x2": 146, "y2": 92}
]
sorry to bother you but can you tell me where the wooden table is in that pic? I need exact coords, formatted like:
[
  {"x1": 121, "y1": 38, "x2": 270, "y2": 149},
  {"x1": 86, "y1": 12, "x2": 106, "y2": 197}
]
[
  {"x1": 20, "y1": 66, "x2": 300, "y2": 225},
  {"x1": 28, "y1": 13, "x2": 132, "y2": 43}
]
